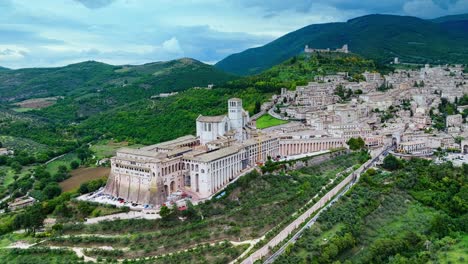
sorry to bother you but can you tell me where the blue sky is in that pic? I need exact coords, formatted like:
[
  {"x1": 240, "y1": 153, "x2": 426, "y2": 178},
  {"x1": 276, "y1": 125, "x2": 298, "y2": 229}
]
[{"x1": 1, "y1": 0, "x2": 467, "y2": 68}]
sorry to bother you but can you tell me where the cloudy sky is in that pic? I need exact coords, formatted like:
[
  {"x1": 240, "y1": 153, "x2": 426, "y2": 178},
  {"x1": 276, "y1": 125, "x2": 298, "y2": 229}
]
[{"x1": 1, "y1": 0, "x2": 467, "y2": 68}]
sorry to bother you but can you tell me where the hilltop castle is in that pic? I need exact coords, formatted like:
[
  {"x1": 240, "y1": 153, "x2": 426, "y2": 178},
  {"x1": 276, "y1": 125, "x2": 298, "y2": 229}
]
[{"x1": 304, "y1": 44, "x2": 349, "y2": 54}]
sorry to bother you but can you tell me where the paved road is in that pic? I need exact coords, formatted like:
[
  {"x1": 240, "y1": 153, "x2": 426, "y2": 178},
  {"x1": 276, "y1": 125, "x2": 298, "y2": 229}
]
[
  {"x1": 268, "y1": 106, "x2": 289, "y2": 121},
  {"x1": 84, "y1": 210, "x2": 160, "y2": 224},
  {"x1": 239, "y1": 146, "x2": 390, "y2": 264},
  {"x1": 262, "y1": 146, "x2": 391, "y2": 264}
]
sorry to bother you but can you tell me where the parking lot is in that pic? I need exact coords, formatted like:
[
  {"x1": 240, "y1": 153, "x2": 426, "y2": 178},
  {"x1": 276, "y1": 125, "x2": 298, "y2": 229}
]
[{"x1": 437, "y1": 153, "x2": 468, "y2": 167}]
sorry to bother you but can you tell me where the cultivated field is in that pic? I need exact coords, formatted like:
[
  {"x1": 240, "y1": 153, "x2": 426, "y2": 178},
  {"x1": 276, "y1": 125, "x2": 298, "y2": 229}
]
[
  {"x1": 12, "y1": 96, "x2": 62, "y2": 111},
  {"x1": 59, "y1": 167, "x2": 110, "y2": 192}
]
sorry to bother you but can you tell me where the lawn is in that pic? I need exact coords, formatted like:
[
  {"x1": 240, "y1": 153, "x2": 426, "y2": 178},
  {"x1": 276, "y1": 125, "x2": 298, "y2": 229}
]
[{"x1": 255, "y1": 114, "x2": 289, "y2": 129}]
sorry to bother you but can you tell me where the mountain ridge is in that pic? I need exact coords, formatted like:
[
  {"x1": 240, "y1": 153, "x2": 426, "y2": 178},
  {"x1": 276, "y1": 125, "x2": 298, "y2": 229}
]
[{"x1": 216, "y1": 13, "x2": 468, "y2": 75}]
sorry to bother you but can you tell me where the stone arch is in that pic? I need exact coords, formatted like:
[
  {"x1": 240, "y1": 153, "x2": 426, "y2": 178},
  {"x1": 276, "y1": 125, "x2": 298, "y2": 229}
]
[{"x1": 170, "y1": 181, "x2": 176, "y2": 193}]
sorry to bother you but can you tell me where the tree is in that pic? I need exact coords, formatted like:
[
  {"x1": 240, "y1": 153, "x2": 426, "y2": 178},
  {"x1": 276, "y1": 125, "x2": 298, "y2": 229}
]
[
  {"x1": 382, "y1": 154, "x2": 403, "y2": 171},
  {"x1": 58, "y1": 165, "x2": 68, "y2": 173},
  {"x1": 13, "y1": 205, "x2": 45, "y2": 234},
  {"x1": 347, "y1": 137, "x2": 365, "y2": 150},
  {"x1": 51, "y1": 223, "x2": 64, "y2": 235},
  {"x1": 254, "y1": 101, "x2": 261, "y2": 114},
  {"x1": 70, "y1": 160, "x2": 80, "y2": 170},
  {"x1": 43, "y1": 183, "x2": 62, "y2": 200},
  {"x1": 430, "y1": 214, "x2": 452, "y2": 238},
  {"x1": 78, "y1": 183, "x2": 89, "y2": 194},
  {"x1": 10, "y1": 161, "x2": 22, "y2": 174},
  {"x1": 76, "y1": 146, "x2": 93, "y2": 163},
  {"x1": 159, "y1": 205, "x2": 171, "y2": 219}
]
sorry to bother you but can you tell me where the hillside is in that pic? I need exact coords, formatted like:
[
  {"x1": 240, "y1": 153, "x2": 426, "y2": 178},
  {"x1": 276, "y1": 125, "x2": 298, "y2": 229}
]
[
  {"x1": 223, "y1": 52, "x2": 383, "y2": 94},
  {"x1": 0, "y1": 52, "x2": 378, "y2": 159},
  {"x1": 277, "y1": 158, "x2": 467, "y2": 263},
  {"x1": 78, "y1": 53, "x2": 384, "y2": 144},
  {"x1": 0, "y1": 58, "x2": 236, "y2": 159},
  {"x1": 0, "y1": 58, "x2": 235, "y2": 103},
  {"x1": 216, "y1": 14, "x2": 468, "y2": 75},
  {"x1": 0, "y1": 66, "x2": 10, "y2": 72}
]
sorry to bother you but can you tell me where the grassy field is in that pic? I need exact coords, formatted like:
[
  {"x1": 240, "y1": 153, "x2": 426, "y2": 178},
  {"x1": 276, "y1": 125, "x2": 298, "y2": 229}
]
[
  {"x1": 0, "y1": 167, "x2": 15, "y2": 188},
  {"x1": 436, "y1": 235, "x2": 468, "y2": 263},
  {"x1": 0, "y1": 166, "x2": 34, "y2": 194},
  {"x1": 45, "y1": 153, "x2": 80, "y2": 174},
  {"x1": 59, "y1": 167, "x2": 110, "y2": 192},
  {"x1": 255, "y1": 114, "x2": 289, "y2": 129},
  {"x1": 90, "y1": 140, "x2": 143, "y2": 160},
  {"x1": 11, "y1": 107, "x2": 35, "y2": 113}
]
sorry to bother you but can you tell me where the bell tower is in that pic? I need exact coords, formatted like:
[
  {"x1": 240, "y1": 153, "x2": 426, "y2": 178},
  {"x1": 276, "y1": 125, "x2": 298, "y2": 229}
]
[{"x1": 228, "y1": 98, "x2": 243, "y2": 130}]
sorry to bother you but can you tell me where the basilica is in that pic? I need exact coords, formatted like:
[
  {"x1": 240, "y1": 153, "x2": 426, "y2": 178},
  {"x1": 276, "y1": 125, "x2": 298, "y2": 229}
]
[{"x1": 103, "y1": 98, "x2": 346, "y2": 206}]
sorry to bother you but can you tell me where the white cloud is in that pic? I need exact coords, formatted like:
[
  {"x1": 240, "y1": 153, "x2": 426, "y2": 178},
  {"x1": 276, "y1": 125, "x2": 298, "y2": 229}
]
[
  {"x1": 403, "y1": 0, "x2": 468, "y2": 17},
  {"x1": 0, "y1": 0, "x2": 466, "y2": 68},
  {"x1": 0, "y1": 47, "x2": 28, "y2": 61},
  {"x1": 161, "y1": 37, "x2": 183, "y2": 54}
]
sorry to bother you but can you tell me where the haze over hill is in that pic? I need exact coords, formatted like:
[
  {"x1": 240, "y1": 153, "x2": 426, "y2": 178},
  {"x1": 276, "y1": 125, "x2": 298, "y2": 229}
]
[{"x1": 216, "y1": 14, "x2": 468, "y2": 75}]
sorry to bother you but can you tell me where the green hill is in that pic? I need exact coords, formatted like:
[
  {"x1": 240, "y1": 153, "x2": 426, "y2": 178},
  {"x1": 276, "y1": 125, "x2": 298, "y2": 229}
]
[
  {"x1": 0, "y1": 52, "x2": 378, "y2": 153},
  {"x1": 0, "y1": 66, "x2": 10, "y2": 72},
  {"x1": 216, "y1": 14, "x2": 468, "y2": 75},
  {"x1": 223, "y1": 52, "x2": 384, "y2": 94},
  {"x1": 0, "y1": 58, "x2": 234, "y2": 103},
  {"x1": 76, "y1": 52, "x2": 380, "y2": 144},
  {"x1": 0, "y1": 58, "x2": 236, "y2": 157},
  {"x1": 431, "y1": 13, "x2": 468, "y2": 23}
]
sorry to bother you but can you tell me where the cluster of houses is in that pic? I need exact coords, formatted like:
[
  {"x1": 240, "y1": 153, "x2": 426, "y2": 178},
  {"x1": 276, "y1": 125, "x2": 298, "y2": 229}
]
[
  {"x1": 103, "y1": 63, "x2": 468, "y2": 207},
  {"x1": 277, "y1": 64, "x2": 468, "y2": 157}
]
